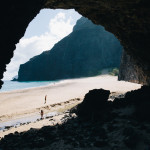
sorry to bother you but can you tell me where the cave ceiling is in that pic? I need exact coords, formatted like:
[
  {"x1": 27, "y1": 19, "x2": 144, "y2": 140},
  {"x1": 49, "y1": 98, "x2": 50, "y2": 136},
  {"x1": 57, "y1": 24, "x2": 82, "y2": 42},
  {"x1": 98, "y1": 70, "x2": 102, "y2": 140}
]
[{"x1": 0, "y1": 0, "x2": 150, "y2": 87}]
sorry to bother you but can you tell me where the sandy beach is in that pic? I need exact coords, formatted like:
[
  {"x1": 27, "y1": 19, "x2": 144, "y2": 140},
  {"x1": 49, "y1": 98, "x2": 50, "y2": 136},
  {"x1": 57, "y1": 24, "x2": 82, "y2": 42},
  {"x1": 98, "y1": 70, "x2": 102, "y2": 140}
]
[
  {"x1": 0, "y1": 75, "x2": 142, "y2": 138},
  {"x1": 0, "y1": 75, "x2": 141, "y2": 121}
]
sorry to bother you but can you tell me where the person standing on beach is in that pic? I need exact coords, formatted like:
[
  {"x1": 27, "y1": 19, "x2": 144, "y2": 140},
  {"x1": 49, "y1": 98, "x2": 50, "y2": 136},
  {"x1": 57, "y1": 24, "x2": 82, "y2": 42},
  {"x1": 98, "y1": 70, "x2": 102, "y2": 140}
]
[
  {"x1": 44, "y1": 95, "x2": 47, "y2": 104},
  {"x1": 40, "y1": 110, "x2": 44, "y2": 119}
]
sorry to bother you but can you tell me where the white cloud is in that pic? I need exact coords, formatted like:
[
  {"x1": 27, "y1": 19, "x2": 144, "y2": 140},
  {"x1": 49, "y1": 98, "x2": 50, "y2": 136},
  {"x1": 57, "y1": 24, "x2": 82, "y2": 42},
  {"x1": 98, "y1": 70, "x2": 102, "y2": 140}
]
[
  {"x1": 3, "y1": 12, "x2": 75, "y2": 80},
  {"x1": 49, "y1": 13, "x2": 73, "y2": 38}
]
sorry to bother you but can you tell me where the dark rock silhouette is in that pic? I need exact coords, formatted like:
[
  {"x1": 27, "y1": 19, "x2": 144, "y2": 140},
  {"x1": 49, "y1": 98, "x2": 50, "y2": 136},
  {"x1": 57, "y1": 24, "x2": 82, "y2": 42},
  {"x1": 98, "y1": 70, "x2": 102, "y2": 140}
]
[
  {"x1": 17, "y1": 17, "x2": 122, "y2": 81},
  {"x1": 1, "y1": 87, "x2": 150, "y2": 149},
  {"x1": 118, "y1": 50, "x2": 150, "y2": 85},
  {"x1": 76, "y1": 89, "x2": 111, "y2": 120},
  {"x1": 113, "y1": 86, "x2": 150, "y2": 121}
]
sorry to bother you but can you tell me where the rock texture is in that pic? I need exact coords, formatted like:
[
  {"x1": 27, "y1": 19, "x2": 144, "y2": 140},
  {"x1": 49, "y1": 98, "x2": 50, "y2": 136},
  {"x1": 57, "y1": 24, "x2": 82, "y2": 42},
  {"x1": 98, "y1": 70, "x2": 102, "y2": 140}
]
[
  {"x1": 118, "y1": 50, "x2": 150, "y2": 85},
  {"x1": 0, "y1": 0, "x2": 150, "y2": 87},
  {"x1": 0, "y1": 0, "x2": 47, "y2": 88},
  {"x1": 17, "y1": 17, "x2": 122, "y2": 81},
  {"x1": 1, "y1": 87, "x2": 150, "y2": 149},
  {"x1": 76, "y1": 89, "x2": 111, "y2": 119}
]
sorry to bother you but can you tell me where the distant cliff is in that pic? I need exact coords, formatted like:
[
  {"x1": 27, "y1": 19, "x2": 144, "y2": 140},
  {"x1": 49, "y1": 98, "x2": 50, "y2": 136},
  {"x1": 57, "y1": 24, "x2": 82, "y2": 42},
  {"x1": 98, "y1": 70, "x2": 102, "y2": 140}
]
[{"x1": 17, "y1": 17, "x2": 122, "y2": 81}]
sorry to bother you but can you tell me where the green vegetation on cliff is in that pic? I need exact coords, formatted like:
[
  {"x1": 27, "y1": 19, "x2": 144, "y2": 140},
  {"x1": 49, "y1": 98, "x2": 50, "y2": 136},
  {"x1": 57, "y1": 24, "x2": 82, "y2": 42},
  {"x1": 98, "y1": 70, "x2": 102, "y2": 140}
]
[{"x1": 109, "y1": 68, "x2": 119, "y2": 76}]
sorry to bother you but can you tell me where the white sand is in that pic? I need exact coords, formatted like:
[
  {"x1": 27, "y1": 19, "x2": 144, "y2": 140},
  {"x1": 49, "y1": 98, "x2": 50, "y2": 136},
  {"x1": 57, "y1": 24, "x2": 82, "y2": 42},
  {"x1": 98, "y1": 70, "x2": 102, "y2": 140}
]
[
  {"x1": 0, "y1": 75, "x2": 141, "y2": 121},
  {"x1": 0, "y1": 75, "x2": 142, "y2": 138},
  {"x1": 0, "y1": 98, "x2": 81, "y2": 138}
]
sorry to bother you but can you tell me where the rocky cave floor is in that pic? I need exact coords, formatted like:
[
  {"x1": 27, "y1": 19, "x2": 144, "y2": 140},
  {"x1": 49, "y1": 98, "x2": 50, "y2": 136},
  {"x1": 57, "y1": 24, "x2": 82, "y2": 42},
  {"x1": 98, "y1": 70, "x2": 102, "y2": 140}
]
[{"x1": 0, "y1": 86, "x2": 150, "y2": 150}]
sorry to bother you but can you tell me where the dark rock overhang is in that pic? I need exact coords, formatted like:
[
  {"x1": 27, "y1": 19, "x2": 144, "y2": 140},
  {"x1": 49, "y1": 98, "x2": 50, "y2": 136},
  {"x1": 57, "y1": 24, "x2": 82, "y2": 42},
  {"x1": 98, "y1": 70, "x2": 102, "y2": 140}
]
[{"x1": 0, "y1": 0, "x2": 150, "y2": 88}]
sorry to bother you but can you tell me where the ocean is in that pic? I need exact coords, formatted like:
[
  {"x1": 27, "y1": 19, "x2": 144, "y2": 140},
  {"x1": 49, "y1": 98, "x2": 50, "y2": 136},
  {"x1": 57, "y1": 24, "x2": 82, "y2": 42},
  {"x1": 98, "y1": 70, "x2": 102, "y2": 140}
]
[{"x1": 0, "y1": 80, "x2": 57, "y2": 92}]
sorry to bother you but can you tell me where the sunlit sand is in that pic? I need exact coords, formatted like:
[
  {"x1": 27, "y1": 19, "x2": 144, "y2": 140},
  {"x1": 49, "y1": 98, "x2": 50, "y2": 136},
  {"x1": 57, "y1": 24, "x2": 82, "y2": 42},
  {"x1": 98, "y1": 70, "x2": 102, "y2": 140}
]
[
  {"x1": 0, "y1": 74, "x2": 142, "y2": 138},
  {"x1": 0, "y1": 75, "x2": 141, "y2": 121}
]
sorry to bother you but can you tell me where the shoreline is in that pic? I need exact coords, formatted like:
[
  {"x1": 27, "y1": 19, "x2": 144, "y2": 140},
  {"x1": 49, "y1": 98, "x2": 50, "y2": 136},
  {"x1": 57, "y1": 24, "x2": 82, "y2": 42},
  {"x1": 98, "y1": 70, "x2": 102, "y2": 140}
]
[
  {"x1": 0, "y1": 75, "x2": 141, "y2": 120},
  {"x1": 0, "y1": 80, "x2": 57, "y2": 93},
  {"x1": 0, "y1": 75, "x2": 141, "y2": 138},
  {"x1": 1, "y1": 74, "x2": 106, "y2": 93}
]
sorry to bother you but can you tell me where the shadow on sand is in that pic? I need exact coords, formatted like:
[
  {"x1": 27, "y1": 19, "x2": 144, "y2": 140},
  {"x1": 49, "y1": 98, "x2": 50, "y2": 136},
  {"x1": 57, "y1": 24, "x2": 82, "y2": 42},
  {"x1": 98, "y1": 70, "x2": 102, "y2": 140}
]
[{"x1": 1, "y1": 87, "x2": 150, "y2": 150}]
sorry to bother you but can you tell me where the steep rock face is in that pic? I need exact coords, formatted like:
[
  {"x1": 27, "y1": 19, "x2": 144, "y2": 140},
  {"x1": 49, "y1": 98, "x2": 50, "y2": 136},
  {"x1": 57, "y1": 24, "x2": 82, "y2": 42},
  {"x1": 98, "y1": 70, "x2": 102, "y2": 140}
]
[
  {"x1": 118, "y1": 50, "x2": 150, "y2": 85},
  {"x1": 17, "y1": 17, "x2": 122, "y2": 81},
  {"x1": 0, "y1": 0, "x2": 150, "y2": 87},
  {"x1": 45, "y1": 0, "x2": 150, "y2": 85}
]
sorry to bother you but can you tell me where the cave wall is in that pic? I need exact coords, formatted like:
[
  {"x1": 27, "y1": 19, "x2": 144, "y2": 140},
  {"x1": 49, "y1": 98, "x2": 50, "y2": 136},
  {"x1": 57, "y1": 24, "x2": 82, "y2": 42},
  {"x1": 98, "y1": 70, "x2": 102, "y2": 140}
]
[
  {"x1": 118, "y1": 50, "x2": 150, "y2": 85},
  {"x1": 0, "y1": 0, "x2": 47, "y2": 88},
  {"x1": 0, "y1": 0, "x2": 150, "y2": 88}
]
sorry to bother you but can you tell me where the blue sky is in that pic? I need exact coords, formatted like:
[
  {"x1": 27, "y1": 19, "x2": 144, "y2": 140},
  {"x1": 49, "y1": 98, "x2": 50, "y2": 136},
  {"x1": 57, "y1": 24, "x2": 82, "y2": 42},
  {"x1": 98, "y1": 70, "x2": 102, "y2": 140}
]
[
  {"x1": 3, "y1": 9, "x2": 81, "y2": 80},
  {"x1": 25, "y1": 9, "x2": 81, "y2": 38}
]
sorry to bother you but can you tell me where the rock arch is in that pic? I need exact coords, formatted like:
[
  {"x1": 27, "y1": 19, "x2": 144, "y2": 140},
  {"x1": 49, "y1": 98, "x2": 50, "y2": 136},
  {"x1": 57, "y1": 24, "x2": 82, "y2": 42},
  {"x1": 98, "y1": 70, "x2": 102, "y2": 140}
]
[{"x1": 0, "y1": 0, "x2": 150, "y2": 88}]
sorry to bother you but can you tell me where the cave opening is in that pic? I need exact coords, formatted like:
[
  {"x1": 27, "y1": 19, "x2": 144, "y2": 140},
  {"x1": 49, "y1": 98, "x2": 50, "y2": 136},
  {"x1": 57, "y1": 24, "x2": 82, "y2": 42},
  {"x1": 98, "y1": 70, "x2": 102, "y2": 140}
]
[
  {"x1": 0, "y1": 1, "x2": 150, "y2": 149},
  {"x1": 0, "y1": 0, "x2": 150, "y2": 89},
  {"x1": 0, "y1": 8, "x2": 142, "y2": 123},
  {"x1": 0, "y1": 7, "x2": 142, "y2": 122},
  {"x1": 1, "y1": 8, "x2": 127, "y2": 92}
]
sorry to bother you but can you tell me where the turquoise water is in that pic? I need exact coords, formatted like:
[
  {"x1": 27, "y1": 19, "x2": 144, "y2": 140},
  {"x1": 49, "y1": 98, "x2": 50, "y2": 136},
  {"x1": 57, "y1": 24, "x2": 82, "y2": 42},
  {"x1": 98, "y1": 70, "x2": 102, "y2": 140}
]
[{"x1": 0, "y1": 80, "x2": 57, "y2": 92}]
